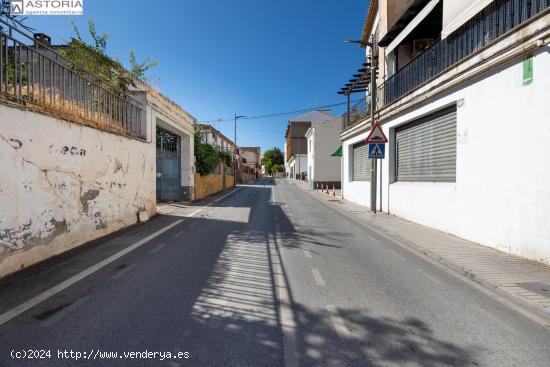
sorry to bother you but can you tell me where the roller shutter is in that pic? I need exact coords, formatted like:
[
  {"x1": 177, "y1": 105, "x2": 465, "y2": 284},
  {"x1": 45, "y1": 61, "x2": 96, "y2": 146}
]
[
  {"x1": 395, "y1": 105, "x2": 457, "y2": 182},
  {"x1": 352, "y1": 141, "x2": 371, "y2": 181}
]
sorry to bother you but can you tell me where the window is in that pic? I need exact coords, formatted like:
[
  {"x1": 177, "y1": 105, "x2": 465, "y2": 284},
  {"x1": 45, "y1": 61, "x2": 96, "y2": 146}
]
[
  {"x1": 394, "y1": 105, "x2": 457, "y2": 182},
  {"x1": 352, "y1": 141, "x2": 371, "y2": 181}
]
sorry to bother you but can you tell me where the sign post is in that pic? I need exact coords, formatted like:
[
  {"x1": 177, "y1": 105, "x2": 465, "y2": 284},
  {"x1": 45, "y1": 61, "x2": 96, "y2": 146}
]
[{"x1": 366, "y1": 123, "x2": 387, "y2": 213}]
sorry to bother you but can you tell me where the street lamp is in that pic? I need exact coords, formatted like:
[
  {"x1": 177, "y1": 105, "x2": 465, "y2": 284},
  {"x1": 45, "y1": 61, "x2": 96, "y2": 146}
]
[
  {"x1": 234, "y1": 113, "x2": 247, "y2": 149},
  {"x1": 343, "y1": 37, "x2": 379, "y2": 213}
]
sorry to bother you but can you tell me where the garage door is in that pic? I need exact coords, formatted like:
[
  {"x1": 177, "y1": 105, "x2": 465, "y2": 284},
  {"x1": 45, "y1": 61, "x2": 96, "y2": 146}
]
[{"x1": 394, "y1": 105, "x2": 457, "y2": 182}]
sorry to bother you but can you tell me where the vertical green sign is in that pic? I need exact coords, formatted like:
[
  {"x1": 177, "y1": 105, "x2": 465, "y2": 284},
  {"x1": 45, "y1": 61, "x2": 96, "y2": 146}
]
[{"x1": 523, "y1": 55, "x2": 533, "y2": 86}]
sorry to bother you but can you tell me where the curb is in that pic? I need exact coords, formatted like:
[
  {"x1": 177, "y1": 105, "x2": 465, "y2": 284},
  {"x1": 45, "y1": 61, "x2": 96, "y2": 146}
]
[{"x1": 285, "y1": 179, "x2": 550, "y2": 323}]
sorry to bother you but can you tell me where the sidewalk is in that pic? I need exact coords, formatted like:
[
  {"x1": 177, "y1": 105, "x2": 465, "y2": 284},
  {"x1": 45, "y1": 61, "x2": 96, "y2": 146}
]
[{"x1": 286, "y1": 179, "x2": 550, "y2": 321}]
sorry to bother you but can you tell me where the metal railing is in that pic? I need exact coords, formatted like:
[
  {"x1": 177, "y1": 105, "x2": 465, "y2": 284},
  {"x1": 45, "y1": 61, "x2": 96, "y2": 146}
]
[
  {"x1": 342, "y1": 97, "x2": 370, "y2": 130},
  {"x1": 379, "y1": 0, "x2": 550, "y2": 108},
  {"x1": 0, "y1": 19, "x2": 145, "y2": 139}
]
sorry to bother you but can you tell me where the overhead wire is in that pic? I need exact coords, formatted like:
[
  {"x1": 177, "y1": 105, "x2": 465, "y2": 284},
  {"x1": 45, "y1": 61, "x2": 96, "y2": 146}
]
[{"x1": 196, "y1": 97, "x2": 365, "y2": 123}]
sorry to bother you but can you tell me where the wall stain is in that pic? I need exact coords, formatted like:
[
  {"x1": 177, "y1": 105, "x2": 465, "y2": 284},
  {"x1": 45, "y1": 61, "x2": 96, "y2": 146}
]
[
  {"x1": 113, "y1": 158, "x2": 123, "y2": 173},
  {"x1": 9, "y1": 139, "x2": 23, "y2": 150},
  {"x1": 0, "y1": 219, "x2": 67, "y2": 253},
  {"x1": 80, "y1": 189, "x2": 100, "y2": 214}
]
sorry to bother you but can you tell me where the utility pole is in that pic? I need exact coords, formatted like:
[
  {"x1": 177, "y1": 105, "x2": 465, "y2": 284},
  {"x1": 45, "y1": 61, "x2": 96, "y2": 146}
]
[
  {"x1": 369, "y1": 36, "x2": 378, "y2": 214},
  {"x1": 234, "y1": 113, "x2": 247, "y2": 186}
]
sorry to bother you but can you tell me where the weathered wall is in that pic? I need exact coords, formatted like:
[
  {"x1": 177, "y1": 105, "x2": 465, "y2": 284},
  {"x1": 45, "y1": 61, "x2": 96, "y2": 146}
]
[
  {"x1": 194, "y1": 174, "x2": 223, "y2": 201},
  {"x1": 0, "y1": 103, "x2": 156, "y2": 278}
]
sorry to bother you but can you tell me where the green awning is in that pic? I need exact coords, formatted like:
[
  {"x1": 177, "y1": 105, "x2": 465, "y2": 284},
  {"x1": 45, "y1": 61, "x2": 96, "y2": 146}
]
[{"x1": 331, "y1": 145, "x2": 342, "y2": 157}]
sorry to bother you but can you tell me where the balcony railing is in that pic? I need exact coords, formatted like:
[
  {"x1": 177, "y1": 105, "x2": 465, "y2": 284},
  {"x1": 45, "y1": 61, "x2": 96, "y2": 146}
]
[
  {"x1": 380, "y1": 0, "x2": 549, "y2": 108},
  {"x1": 0, "y1": 20, "x2": 145, "y2": 139},
  {"x1": 342, "y1": 97, "x2": 370, "y2": 130},
  {"x1": 343, "y1": 0, "x2": 550, "y2": 129}
]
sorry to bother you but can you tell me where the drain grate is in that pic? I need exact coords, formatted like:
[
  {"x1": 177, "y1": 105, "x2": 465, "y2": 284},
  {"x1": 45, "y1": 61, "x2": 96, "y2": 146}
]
[{"x1": 516, "y1": 282, "x2": 550, "y2": 299}]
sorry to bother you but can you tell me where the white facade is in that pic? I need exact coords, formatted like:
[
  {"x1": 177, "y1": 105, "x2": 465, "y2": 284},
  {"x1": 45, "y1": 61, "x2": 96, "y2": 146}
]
[
  {"x1": 342, "y1": 48, "x2": 550, "y2": 264},
  {"x1": 340, "y1": 1, "x2": 550, "y2": 264},
  {"x1": 306, "y1": 117, "x2": 342, "y2": 189}
]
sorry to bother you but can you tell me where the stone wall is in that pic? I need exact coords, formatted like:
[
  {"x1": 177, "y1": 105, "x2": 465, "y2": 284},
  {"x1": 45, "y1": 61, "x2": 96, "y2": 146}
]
[
  {"x1": 193, "y1": 174, "x2": 235, "y2": 201},
  {"x1": 194, "y1": 174, "x2": 223, "y2": 201}
]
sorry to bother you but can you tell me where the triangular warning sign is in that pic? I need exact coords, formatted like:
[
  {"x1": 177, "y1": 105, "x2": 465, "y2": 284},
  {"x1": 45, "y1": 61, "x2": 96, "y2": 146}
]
[{"x1": 365, "y1": 123, "x2": 388, "y2": 143}]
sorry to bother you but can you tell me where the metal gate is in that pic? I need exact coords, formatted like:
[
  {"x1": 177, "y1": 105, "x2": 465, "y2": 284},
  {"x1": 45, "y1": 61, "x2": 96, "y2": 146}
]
[{"x1": 156, "y1": 129, "x2": 181, "y2": 202}]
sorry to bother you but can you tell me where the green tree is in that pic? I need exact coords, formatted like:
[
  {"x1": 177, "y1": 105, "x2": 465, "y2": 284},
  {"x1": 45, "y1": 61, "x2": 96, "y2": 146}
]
[
  {"x1": 271, "y1": 164, "x2": 284, "y2": 173},
  {"x1": 262, "y1": 147, "x2": 284, "y2": 175},
  {"x1": 194, "y1": 125, "x2": 221, "y2": 176},
  {"x1": 61, "y1": 20, "x2": 158, "y2": 94},
  {"x1": 218, "y1": 151, "x2": 232, "y2": 168}
]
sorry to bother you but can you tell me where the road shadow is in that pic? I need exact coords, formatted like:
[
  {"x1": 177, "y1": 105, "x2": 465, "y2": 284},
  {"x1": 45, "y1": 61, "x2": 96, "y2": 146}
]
[{"x1": 0, "y1": 177, "x2": 478, "y2": 367}]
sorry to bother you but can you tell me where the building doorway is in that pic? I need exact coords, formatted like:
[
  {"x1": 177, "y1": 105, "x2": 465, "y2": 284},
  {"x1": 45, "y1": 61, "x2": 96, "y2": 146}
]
[{"x1": 156, "y1": 127, "x2": 181, "y2": 202}]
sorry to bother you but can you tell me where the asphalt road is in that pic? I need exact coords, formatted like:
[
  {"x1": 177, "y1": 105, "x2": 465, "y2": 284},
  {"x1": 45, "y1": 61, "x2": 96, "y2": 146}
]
[{"x1": 0, "y1": 178, "x2": 549, "y2": 367}]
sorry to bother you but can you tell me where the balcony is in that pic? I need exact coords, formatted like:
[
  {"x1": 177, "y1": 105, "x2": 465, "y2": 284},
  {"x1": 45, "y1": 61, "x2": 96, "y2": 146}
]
[{"x1": 341, "y1": 0, "x2": 550, "y2": 131}]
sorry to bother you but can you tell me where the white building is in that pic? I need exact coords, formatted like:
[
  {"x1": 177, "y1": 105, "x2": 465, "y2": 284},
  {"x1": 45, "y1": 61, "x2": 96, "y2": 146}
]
[
  {"x1": 284, "y1": 110, "x2": 333, "y2": 180},
  {"x1": 306, "y1": 116, "x2": 343, "y2": 190},
  {"x1": 339, "y1": 0, "x2": 550, "y2": 264},
  {"x1": 288, "y1": 154, "x2": 308, "y2": 181}
]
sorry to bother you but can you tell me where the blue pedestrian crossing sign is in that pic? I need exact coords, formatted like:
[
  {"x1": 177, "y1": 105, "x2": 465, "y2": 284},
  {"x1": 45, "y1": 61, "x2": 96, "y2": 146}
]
[{"x1": 368, "y1": 143, "x2": 385, "y2": 159}]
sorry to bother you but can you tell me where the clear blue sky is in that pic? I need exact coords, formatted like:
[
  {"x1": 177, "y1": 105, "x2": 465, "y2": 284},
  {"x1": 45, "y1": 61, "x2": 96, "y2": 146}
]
[{"x1": 24, "y1": 0, "x2": 369, "y2": 154}]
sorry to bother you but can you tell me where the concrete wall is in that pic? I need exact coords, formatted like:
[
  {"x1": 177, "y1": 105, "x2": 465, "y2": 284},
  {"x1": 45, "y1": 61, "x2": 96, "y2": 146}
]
[
  {"x1": 342, "y1": 48, "x2": 550, "y2": 264},
  {"x1": 0, "y1": 103, "x2": 156, "y2": 277}
]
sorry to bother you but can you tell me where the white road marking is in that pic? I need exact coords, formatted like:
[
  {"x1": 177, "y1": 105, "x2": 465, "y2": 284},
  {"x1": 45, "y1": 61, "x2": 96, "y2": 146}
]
[
  {"x1": 40, "y1": 295, "x2": 91, "y2": 328},
  {"x1": 303, "y1": 248, "x2": 312, "y2": 259},
  {"x1": 187, "y1": 187, "x2": 243, "y2": 217},
  {"x1": 172, "y1": 230, "x2": 185, "y2": 238},
  {"x1": 0, "y1": 186, "x2": 244, "y2": 328},
  {"x1": 0, "y1": 219, "x2": 183, "y2": 327},
  {"x1": 149, "y1": 243, "x2": 167, "y2": 254},
  {"x1": 326, "y1": 304, "x2": 352, "y2": 338},
  {"x1": 188, "y1": 222, "x2": 197, "y2": 228},
  {"x1": 312, "y1": 268, "x2": 326, "y2": 287},
  {"x1": 111, "y1": 263, "x2": 139, "y2": 280}
]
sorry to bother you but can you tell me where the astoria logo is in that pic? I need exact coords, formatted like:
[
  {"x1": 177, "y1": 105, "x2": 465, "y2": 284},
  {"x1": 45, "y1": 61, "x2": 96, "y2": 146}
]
[{"x1": 10, "y1": 0, "x2": 84, "y2": 15}]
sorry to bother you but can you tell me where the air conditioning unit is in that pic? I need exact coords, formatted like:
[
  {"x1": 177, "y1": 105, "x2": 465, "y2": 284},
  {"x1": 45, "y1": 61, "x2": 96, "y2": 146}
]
[{"x1": 411, "y1": 39, "x2": 434, "y2": 58}]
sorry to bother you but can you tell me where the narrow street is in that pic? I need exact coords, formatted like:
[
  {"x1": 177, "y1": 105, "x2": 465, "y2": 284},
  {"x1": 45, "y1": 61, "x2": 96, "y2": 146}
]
[{"x1": 0, "y1": 178, "x2": 548, "y2": 367}]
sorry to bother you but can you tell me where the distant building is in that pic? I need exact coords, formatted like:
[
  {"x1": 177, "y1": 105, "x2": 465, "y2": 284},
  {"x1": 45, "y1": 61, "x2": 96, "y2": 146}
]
[
  {"x1": 239, "y1": 147, "x2": 261, "y2": 177},
  {"x1": 306, "y1": 116, "x2": 342, "y2": 189},
  {"x1": 197, "y1": 124, "x2": 235, "y2": 153},
  {"x1": 284, "y1": 110, "x2": 332, "y2": 180}
]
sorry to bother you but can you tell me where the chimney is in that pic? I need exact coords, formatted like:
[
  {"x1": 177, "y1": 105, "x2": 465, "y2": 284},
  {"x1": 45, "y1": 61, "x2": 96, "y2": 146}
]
[{"x1": 33, "y1": 33, "x2": 52, "y2": 48}]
